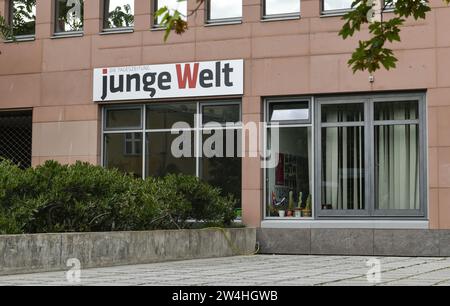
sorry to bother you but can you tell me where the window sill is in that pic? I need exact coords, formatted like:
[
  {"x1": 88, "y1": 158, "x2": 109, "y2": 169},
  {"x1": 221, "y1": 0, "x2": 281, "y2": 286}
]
[
  {"x1": 205, "y1": 20, "x2": 243, "y2": 27},
  {"x1": 100, "y1": 28, "x2": 134, "y2": 35},
  {"x1": 320, "y1": 9, "x2": 352, "y2": 18},
  {"x1": 4, "y1": 35, "x2": 35, "y2": 43},
  {"x1": 51, "y1": 32, "x2": 83, "y2": 39},
  {"x1": 261, "y1": 219, "x2": 429, "y2": 229},
  {"x1": 261, "y1": 15, "x2": 300, "y2": 22}
]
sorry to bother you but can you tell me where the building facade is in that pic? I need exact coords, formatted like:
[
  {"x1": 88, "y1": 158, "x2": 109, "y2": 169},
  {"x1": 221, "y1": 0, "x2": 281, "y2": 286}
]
[{"x1": 1, "y1": 0, "x2": 450, "y2": 255}]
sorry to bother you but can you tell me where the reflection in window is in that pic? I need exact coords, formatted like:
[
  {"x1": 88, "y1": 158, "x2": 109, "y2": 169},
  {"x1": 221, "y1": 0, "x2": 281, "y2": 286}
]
[
  {"x1": 154, "y1": 0, "x2": 187, "y2": 26},
  {"x1": 323, "y1": 0, "x2": 353, "y2": 12},
  {"x1": 105, "y1": 108, "x2": 141, "y2": 129},
  {"x1": 104, "y1": 133, "x2": 142, "y2": 178},
  {"x1": 55, "y1": 0, "x2": 84, "y2": 33},
  {"x1": 266, "y1": 127, "x2": 312, "y2": 218},
  {"x1": 146, "y1": 132, "x2": 196, "y2": 177},
  {"x1": 207, "y1": 0, "x2": 242, "y2": 22},
  {"x1": 269, "y1": 102, "x2": 309, "y2": 122},
  {"x1": 263, "y1": 0, "x2": 300, "y2": 18},
  {"x1": 202, "y1": 104, "x2": 241, "y2": 126},
  {"x1": 9, "y1": 0, "x2": 36, "y2": 36},
  {"x1": 146, "y1": 103, "x2": 197, "y2": 130},
  {"x1": 202, "y1": 129, "x2": 242, "y2": 210},
  {"x1": 104, "y1": 0, "x2": 134, "y2": 29}
]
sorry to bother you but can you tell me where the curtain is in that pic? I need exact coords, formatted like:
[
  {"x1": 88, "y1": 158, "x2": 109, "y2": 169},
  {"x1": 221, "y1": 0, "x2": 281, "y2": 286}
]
[
  {"x1": 322, "y1": 126, "x2": 365, "y2": 210},
  {"x1": 375, "y1": 124, "x2": 419, "y2": 210}
]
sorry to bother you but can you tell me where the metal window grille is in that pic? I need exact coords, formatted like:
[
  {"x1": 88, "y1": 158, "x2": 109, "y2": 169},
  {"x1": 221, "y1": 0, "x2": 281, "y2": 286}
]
[{"x1": 0, "y1": 110, "x2": 32, "y2": 168}]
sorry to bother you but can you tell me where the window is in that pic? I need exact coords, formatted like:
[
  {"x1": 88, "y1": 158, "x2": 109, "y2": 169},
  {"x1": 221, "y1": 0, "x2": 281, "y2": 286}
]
[
  {"x1": 206, "y1": 0, "x2": 242, "y2": 24},
  {"x1": 0, "y1": 110, "x2": 32, "y2": 169},
  {"x1": 54, "y1": 0, "x2": 84, "y2": 34},
  {"x1": 269, "y1": 101, "x2": 310, "y2": 123},
  {"x1": 316, "y1": 94, "x2": 426, "y2": 218},
  {"x1": 103, "y1": 0, "x2": 134, "y2": 30},
  {"x1": 103, "y1": 101, "x2": 242, "y2": 215},
  {"x1": 265, "y1": 98, "x2": 313, "y2": 219},
  {"x1": 263, "y1": 0, "x2": 300, "y2": 19},
  {"x1": 8, "y1": 0, "x2": 36, "y2": 37},
  {"x1": 153, "y1": 0, "x2": 187, "y2": 27},
  {"x1": 322, "y1": 0, "x2": 353, "y2": 13}
]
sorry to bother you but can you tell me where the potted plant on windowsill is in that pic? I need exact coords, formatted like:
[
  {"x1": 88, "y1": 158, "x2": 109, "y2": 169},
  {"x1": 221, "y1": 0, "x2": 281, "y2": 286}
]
[
  {"x1": 302, "y1": 194, "x2": 312, "y2": 218},
  {"x1": 294, "y1": 192, "x2": 303, "y2": 218},
  {"x1": 287, "y1": 191, "x2": 295, "y2": 217}
]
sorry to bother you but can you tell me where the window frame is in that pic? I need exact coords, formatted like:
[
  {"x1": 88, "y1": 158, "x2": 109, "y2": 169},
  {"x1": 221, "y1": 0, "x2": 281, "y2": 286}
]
[
  {"x1": 205, "y1": 0, "x2": 243, "y2": 25},
  {"x1": 53, "y1": 0, "x2": 84, "y2": 36},
  {"x1": 102, "y1": 0, "x2": 135, "y2": 32},
  {"x1": 152, "y1": 0, "x2": 188, "y2": 29},
  {"x1": 263, "y1": 96, "x2": 314, "y2": 220},
  {"x1": 102, "y1": 100, "x2": 242, "y2": 180},
  {"x1": 262, "y1": 0, "x2": 301, "y2": 21},
  {"x1": 314, "y1": 93, "x2": 427, "y2": 219},
  {"x1": 8, "y1": 0, "x2": 36, "y2": 39}
]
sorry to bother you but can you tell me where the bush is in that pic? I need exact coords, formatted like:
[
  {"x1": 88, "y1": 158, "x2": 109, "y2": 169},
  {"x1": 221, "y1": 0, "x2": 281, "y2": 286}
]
[{"x1": 0, "y1": 159, "x2": 237, "y2": 234}]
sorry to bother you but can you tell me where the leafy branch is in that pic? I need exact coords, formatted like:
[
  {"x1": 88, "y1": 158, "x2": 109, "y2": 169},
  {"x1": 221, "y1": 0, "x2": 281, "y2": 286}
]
[{"x1": 339, "y1": 0, "x2": 432, "y2": 73}]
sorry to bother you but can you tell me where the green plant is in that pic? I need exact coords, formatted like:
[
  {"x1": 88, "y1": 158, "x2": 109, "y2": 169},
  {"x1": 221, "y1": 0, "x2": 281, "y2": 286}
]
[{"x1": 0, "y1": 159, "x2": 237, "y2": 235}]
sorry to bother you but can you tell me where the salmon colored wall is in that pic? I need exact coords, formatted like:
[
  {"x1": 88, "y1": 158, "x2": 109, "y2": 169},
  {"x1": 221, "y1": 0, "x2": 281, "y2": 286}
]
[{"x1": 1, "y1": 0, "x2": 450, "y2": 228}]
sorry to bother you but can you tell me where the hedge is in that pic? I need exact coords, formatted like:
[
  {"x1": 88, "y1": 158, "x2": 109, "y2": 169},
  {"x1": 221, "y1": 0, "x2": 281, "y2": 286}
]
[{"x1": 0, "y1": 159, "x2": 237, "y2": 234}]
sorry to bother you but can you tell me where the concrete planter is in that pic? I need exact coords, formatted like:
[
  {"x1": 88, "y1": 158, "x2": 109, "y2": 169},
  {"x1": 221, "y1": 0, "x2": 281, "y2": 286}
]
[{"x1": 0, "y1": 228, "x2": 256, "y2": 276}]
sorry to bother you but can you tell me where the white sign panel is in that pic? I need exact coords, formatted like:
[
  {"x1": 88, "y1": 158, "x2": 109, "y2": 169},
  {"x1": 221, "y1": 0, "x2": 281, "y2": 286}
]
[{"x1": 93, "y1": 59, "x2": 244, "y2": 102}]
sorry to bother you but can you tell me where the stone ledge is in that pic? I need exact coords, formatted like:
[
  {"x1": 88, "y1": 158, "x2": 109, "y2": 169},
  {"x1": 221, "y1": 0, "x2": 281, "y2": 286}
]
[{"x1": 0, "y1": 228, "x2": 256, "y2": 276}]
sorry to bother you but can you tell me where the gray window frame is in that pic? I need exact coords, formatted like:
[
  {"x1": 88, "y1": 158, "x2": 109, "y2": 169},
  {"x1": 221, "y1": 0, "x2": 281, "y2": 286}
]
[
  {"x1": 8, "y1": 0, "x2": 36, "y2": 40},
  {"x1": 262, "y1": 0, "x2": 301, "y2": 21},
  {"x1": 266, "y1": 98, "x2": 311, "y2": 126},
  {"x1": 102, "y1": 0, "x2": 134, "y2": 32},
  {"x1": 205, "y1": 0, "x2": 243, "y2": 25},
  {"x1": 263, "y1": 96, "x2": 314, "y2": 220},
  {"x1": 315, "y1": 93, "x2": 427, "y2": 219},
  {"x1": 320, "y1": 0, "x2": 353, "y2": 16},
  {"x1": 53, "y1": 0, "x2": 84, "y2": 36},
  {"x1": 102, "y1": 100, "x2": 242, "y2": 180}
]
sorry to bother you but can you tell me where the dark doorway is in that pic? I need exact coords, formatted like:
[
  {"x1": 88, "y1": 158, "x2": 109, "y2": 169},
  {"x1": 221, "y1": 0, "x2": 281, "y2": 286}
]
[{"x1": 0, "y1": 110, "x2": 33, "y2": 168}]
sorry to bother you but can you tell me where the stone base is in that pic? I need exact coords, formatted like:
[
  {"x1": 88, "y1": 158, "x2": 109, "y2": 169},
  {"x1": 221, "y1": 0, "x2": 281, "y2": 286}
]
[{"x1": 257, "y1": 229, "x2": 450, "y2": 257}]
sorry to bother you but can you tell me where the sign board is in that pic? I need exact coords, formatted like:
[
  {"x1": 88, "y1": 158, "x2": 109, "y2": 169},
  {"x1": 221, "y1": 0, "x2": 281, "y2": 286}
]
[{"x1": 93, "y1": 59, "x2": 244, "y2": 102}]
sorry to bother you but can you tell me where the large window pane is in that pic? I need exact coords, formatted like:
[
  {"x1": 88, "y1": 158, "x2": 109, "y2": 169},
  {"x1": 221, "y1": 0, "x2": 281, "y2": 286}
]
[
  {"x1": 55, "y1": 0, "x2": 84, "y2": 33},
  {"x1": 104, "y1": 133, "x2": 142, "y2": 178},
  {"x1": 146, "y1": 132, "x2": 196, "y2": 177},
  {"x1": 375, "y1": 124, "x2": 420, "y2": 210},
  {"x1": 146, "y1": 103, "x2": 197, "y2": 130},
  {"x1": 264, "y1": 0, "x2": 300, "y2": 17},
  {"x1": 323, "y1": 0, "x2": 353, "y2": 11},
  {"x1": 321, "y1": 103, "x2": 364, "y2": 123},
  {"x1": 266, "y1": 127, "x2": 312, "y2": 218},
  {"x1": 154, "y1": 0, "x2": 187, "y2": 26},
  {"x1": 10, "y1": 0, "x2": 36, "y2": 36},
  {"x1": 269, "y1": 101, "x2": 309, "y2": 122},
  {"x1": 201, "y1": 129, "x2": 242, "y2": 210},
  {"x1": 104, "y1": 0, "x2": 134, "y2": 29},
  {"x1": 208, "y1": 0, "x2": 242, "y2": 22},
  {"x1": 374, "y1": 101, "x2": 419, "y2": 121},
  {"x1": 202, "y1": 104, "x2": 240, "y2": 126},
  {"x1": 105, "y1": 108, "x2": 141, "y2": 129},
  {"x1": 321, "y1": 126, "x2": 365, "y2": 211}
]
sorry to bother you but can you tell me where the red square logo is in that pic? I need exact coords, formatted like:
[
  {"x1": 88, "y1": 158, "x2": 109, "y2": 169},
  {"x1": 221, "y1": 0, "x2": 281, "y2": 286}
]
[{"x1": 102, "y1": 68, "x2": 108, "y2": 74}]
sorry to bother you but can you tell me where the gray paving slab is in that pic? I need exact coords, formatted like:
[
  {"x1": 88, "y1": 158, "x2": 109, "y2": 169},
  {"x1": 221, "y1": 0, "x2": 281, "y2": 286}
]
[{"x1": 1, "y1": 255, "x2": 450, "y2": 286}]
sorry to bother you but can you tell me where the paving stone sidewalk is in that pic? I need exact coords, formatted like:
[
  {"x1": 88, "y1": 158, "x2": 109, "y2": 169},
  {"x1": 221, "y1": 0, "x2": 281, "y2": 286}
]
[{"x1": 1, "y1": 255, "x2": 450, "y2": 286}]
